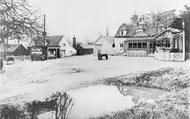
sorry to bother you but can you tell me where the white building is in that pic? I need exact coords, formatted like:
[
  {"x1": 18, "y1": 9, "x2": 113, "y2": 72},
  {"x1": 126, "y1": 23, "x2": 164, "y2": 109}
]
[
  {"x1": 94, "y1": 35, "x2": 115, "y2": 56},
  {"x1": 58, "y1": 36, "x2": 76, "y2": 57}
]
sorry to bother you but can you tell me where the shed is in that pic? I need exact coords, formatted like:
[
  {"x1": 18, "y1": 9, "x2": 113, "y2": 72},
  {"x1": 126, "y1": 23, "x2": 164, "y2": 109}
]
[{"x1": 75, "y1": 43, "x2": 93, "y2": 55}]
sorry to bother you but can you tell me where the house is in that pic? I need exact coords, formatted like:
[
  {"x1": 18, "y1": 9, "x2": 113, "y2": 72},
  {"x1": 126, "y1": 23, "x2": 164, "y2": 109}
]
[
  {"x1": 94, "y1": 35, "x2": 115, "y2": 56},
  {"x1": 114, "y1": 22, "x2": 155, "y2": 57},
  {"x1": 124, "y1": 29, "x2": 155, "y2": 57},
  {"x1": 59, "y1": 37, "x2": 76, "y2": 57},
  {"x1": 0, "y1": 44, "x2": 29, "y2": 58},
  {"x1": 154, "y1": 27, "x2": 184, "y2": 61},
  {"x1": 29, "y1": 35, "x2": 76, "y2": 60},
  {"x1": 6, "y1": 44, "x2": 29, "y2": 56},
  {"x1": 46, "y1": 35, "x2": 62, "y2": 59}
]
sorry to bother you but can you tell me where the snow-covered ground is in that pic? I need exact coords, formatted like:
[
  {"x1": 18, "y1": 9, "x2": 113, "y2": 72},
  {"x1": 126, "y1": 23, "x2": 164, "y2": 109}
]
[{"x1": 0, "y1": 55, "x2": 189, "y2": 103}]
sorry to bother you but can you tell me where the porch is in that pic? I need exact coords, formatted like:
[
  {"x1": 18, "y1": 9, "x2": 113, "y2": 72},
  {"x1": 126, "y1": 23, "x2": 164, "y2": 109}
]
[
  {"x1": 124, "y1": 37, "x2": 155, "y2": 57},
  {"x1": 47, "y1": 47, "x2": 60, "y2": 59}
]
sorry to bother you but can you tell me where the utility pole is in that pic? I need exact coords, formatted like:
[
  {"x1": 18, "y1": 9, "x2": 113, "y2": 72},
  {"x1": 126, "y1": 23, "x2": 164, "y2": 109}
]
[
  {"x1": 43, "y1": 14, "x2": 47, "y2": 46},
  {"x1": 42, "y1": 14, "x2": 48, "y2": 59}
]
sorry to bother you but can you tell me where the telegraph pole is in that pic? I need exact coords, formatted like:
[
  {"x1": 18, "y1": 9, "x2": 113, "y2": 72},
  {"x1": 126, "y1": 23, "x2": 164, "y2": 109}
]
[{"x1": 43, "y1": 14, "x2": 47, "y2": 46}]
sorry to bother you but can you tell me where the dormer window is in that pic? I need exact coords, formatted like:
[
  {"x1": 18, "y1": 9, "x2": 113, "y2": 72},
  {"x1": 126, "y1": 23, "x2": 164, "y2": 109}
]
[{"x1": 120, "y1": 28, "x2": 128, "y2": 36}]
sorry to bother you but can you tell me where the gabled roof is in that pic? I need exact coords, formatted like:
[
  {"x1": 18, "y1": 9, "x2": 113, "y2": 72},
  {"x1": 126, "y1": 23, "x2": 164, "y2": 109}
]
[
  {"x1": 154, "y1": 27, "x2": 181, "y2": 39},
  {"x1": 115, "y1": 23, "x2": 135, "y2": 37},
  {"x1": 0, "y1": 44, "x2": 25, "y2": 52},
  {"x1": 79, "y1": 44, "x2": 94, "y2": 49},
  {"x1": 47, "y1": 35, "x2": 63, "y2": 47},
  {"x1": 6, "y1": 44, "x2": 20, "y2": 52},
  {"x1": 94, "y1": 35, "x2": 115, "y2": 45}
]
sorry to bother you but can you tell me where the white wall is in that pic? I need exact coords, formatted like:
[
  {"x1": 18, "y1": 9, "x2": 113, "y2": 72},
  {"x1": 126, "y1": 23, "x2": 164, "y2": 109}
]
[
  {"x1": 94, "y1": 37, "x2": 114, "y2": 55},
  {"x1": 114, "y1": 38, "x2": 125, "y2": 53},
  {"x1": 59, "y1": 38, "x2": 76, "y2": 57}
]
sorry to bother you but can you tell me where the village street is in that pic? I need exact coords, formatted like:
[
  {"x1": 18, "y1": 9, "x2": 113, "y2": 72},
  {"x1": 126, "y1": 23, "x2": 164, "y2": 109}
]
[{"x1": 0, "y1": 55, "x2": 189, "y2": 103}]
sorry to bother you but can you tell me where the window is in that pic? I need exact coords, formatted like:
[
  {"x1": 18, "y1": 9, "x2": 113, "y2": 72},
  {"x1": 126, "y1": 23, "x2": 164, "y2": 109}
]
[
  {"x1": 120, "y1": 43, "x2": 123, "y2": 48},
  {"x1": 133, "y1": 43, "x2": 137, "y2": 48},
  {"x1": 143, "y1": 43, "x2": 147, "y2": 48},
  {"x1": 129, "y1": 43, "x2": 132, "y2": 48},
  {"x1": 150, "y1": 43, "x2": 153, "y2": 48},
  {"x1": 112, "y1": 43, "x2": 115, "y2": 48},
  {"x1": 121, "y1": 30, "x2": 124, "y2": 36},
  {"x1": 173, "y1": 38, "x2": 177, "y2": 48},
  {"x1": 165, "y1": 39, "x2": 170, "y2": 48},
  {"x1": 138, "y1": 43, "x2": 142, "y2": 48}
]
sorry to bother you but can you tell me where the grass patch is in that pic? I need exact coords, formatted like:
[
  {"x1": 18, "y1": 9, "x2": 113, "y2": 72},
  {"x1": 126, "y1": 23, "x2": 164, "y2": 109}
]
[{"x1": 93, "y1": 68, "x2": 190, "y2": 119}]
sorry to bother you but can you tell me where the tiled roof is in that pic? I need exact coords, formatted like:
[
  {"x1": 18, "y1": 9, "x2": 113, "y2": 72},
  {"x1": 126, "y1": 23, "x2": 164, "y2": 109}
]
[
  {"x1": 115, "y1": 23, "x2": 135, "y2": 37},
  {"x1": 47, "y1": 35, "x2": 63, "y2": 47},
  {"x1": 79, "y1": 44, "x2": 94, "y2": 49}
]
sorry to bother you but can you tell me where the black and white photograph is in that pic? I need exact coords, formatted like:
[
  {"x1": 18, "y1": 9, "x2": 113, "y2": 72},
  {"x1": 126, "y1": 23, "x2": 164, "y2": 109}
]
[{"x1": 0, "y1": 0, "x2": 190, "y2": 118}]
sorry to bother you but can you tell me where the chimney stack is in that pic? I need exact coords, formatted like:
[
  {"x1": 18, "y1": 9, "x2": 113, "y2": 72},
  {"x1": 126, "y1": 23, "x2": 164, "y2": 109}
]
[{"x1": 73, "y1": 35, "x2": 76, "y2": 48}]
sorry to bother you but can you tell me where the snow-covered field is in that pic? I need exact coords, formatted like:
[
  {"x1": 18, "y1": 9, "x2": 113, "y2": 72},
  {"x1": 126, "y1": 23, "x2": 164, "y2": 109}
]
[{"x1": 0, "y1": 55, "x2": 189, "y2": 103}]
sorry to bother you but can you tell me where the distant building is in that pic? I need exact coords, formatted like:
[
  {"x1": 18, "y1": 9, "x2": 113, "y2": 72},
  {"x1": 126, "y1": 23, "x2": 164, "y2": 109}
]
[
  {"x1": 0, "y1": 44, "x2": 29, "y2": 58},
  {"x1": 46, "y1": 35, "x2": 62, "y2": 59},
  {"x1": 59, "y1": 37, "x2": 76, "y2": 57},
  {"x1": 73, "y1": 36, "x2": 93, "y2": 55},
  {"x1": 94, "y1": 35, "x2": 115, "y2": 56},
  {"x1": 29, "y1": 35, "x2": 76, "y2": 60},
  {"x1": 75, "y1": 43, "x2": 93, "y2": 55}
]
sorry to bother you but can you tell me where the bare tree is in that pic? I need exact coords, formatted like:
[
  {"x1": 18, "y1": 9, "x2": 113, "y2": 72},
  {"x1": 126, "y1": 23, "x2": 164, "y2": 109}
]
[
  {"x1": 151, "y1": 13, "x2": 164, "y2": 34},
  {"x1": 0, "y1": 0, "x2": 43, "y2": 44},
  {"x1": 47, "y1": 92, "x2": 74, "y2": 119}
]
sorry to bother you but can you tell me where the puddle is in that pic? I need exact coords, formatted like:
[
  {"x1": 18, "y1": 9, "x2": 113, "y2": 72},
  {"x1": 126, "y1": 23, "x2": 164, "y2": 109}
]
[
  {"x1": 38, "y1": 85, "x2": 167, "y2": 119},
  {"x1": 67, "y1": 85, "x2": 167, "y2": 119}
]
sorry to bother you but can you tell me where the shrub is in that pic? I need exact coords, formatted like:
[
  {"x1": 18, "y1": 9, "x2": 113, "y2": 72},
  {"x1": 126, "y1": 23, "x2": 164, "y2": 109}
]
[{"x1": 0, "y1": 104, "x2": 27, "y2": 119}]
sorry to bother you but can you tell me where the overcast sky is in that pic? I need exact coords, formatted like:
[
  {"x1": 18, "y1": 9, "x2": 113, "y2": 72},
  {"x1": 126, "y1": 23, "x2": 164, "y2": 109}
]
[{"x1": 29, "y1": 0, "x2": 190, "y2": 42}]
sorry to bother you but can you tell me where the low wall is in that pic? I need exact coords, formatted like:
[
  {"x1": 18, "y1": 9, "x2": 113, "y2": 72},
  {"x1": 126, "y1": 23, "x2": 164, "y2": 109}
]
[
  {"x1": 154, "y1": 52, "x2": 184, "y2": 62},
  {"x1": 127, "y1": 50, "x2": 147, "y2": 57}
]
